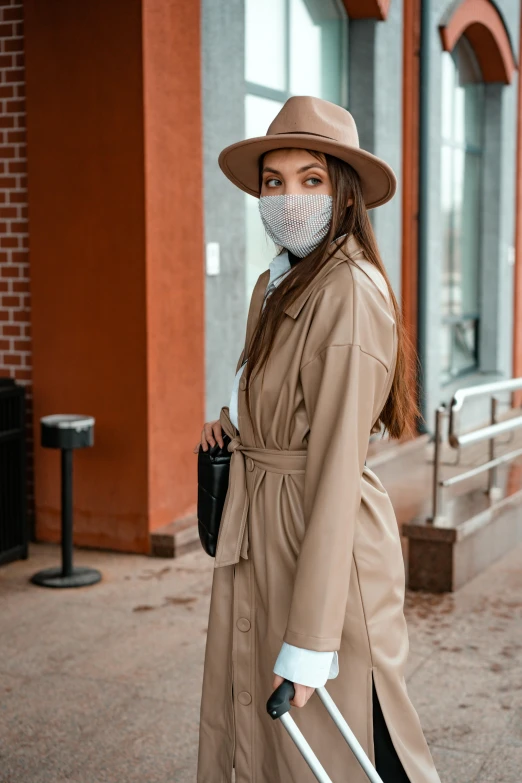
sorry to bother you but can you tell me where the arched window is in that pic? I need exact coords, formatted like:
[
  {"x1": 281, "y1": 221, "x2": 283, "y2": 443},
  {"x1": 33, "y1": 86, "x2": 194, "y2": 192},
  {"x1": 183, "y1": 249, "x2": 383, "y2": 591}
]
[
  {"x1": 440, "y1": 35, "x2": 485, "y2": 383},
  {"x1": 244, "y1": 0, "x2": 348, "y2": 303}
]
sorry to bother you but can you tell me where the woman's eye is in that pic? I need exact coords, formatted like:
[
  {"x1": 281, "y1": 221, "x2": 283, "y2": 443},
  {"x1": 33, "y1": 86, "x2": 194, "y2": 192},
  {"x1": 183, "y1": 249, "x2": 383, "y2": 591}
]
[
  {"x1": 265, "y1": 178, "x2": 281, "y2": 187},
  {"x1": 306, "y1": 177, "x2": 322, "y2": 185}
]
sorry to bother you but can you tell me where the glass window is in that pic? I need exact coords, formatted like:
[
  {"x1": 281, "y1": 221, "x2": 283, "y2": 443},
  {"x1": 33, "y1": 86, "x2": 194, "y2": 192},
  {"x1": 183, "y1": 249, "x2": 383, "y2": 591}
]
[
  {"x1": 440, "y1": 36, "x2": 485, "y2": 384},
  {"x1": 244, "y1": 0, "x2": 348, "y2": 299},
  {"x1": 245, "y1": 0, "x2": 287, "y2": 91}
]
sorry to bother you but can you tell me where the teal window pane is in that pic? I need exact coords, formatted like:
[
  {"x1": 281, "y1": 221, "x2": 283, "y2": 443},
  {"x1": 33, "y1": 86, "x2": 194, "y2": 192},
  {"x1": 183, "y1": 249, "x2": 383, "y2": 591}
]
[
  {"x1": 245, "y1": 94, "x2": 284, "y2": 138},
  {"x1": 439, "y1": 36, "x2": 484, "y2": 384},
  {"x1": 289, "y1": 0, "x2": 345, "y2": 103},
  {"x1": 245, "y1": 0, "x2": 287, "y2": 91}
]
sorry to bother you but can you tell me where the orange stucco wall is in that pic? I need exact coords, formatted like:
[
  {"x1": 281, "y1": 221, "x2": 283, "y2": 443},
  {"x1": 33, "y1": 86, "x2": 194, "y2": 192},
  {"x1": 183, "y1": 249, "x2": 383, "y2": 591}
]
[
  {"x1": 24, "y1": 0, "x2": 204, "y2": 552},
  {"x1": 142, "y1": 0, "x2": 204, "y2": 532}
]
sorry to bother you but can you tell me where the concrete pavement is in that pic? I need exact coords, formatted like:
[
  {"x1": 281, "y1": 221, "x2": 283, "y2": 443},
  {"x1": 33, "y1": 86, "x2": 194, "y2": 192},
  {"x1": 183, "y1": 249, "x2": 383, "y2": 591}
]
[{"x1": 0, "y1": 541, "x2": 521, "y2": 782}]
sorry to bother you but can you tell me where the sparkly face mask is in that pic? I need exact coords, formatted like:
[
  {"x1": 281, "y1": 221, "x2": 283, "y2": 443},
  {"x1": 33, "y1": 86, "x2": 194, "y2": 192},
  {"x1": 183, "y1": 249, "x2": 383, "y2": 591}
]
[{"x1": 258, "y1": 193, "x2": 333, "y2": 258}]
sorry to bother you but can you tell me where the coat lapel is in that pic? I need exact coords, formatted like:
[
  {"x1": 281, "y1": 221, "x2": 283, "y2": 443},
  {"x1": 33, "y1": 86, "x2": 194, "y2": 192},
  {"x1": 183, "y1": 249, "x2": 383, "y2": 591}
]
[{"x1": 283, "y1": 233, "x2": 366, "y2": 320}]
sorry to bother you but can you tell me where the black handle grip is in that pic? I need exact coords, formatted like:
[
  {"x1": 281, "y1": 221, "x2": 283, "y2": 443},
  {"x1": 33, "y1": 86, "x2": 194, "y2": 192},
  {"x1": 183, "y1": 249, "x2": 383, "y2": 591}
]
[{"x1": 266, "y1": 678, "x2": 295, "y2": 720}]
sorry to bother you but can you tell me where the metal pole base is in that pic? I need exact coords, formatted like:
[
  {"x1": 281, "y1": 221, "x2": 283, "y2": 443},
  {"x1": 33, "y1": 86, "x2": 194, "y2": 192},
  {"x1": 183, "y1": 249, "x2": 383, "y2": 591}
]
[{"x1": 30, "y1": 566, "x2": 102, "y2": 589}]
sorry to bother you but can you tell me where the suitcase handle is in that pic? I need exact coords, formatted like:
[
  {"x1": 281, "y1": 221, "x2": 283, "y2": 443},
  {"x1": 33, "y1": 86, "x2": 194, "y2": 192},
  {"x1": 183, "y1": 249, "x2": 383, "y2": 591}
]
[
  {"x1": 267, "y1": 678, "x2": 295, "y2": 719},
  {"x1": 266, "y1": 679, "x2": 384, "y2": 783}
]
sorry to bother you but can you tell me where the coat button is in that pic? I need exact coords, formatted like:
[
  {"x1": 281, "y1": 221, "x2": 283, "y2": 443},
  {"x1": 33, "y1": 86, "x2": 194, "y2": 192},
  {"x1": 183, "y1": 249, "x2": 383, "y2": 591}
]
[
  {"x1": 237, "y1": 617, "x2": 251, "y2": 632},
  {"x1": 246, "y1": 457, "x2": 255, "y2": 472},
  {"x1": 238, "y1": 691, "x2": 252, "y2": 705}
]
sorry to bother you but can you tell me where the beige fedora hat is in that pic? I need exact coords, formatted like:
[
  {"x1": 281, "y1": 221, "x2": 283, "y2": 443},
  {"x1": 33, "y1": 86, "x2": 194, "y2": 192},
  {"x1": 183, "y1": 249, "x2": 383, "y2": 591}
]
[{"x1": 218, "y1": 95, "x2": 397, "y2": 209}]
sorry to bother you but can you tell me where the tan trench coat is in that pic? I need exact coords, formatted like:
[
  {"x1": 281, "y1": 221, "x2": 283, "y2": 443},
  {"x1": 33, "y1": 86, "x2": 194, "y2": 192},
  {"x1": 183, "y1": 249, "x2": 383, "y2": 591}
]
[{"x1": 197, "y1": 234, "x2": 441, "y2": 783}]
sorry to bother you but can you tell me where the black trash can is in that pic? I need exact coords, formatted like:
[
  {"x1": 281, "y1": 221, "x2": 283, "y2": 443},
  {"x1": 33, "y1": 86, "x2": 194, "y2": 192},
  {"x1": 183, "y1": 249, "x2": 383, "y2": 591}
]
[
  {"x1": 0, "y1": 378, "x2": 28, "y2": 566},
  {"x1": 30, "y1": 413, "x2": 100, "y2": 588}
]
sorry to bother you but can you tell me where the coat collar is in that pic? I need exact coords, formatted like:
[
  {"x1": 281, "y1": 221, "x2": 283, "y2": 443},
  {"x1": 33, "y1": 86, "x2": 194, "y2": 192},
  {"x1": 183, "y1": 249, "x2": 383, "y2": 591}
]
[{"x1": 283, "y1": 233, "x2": 365, "y2": 320}]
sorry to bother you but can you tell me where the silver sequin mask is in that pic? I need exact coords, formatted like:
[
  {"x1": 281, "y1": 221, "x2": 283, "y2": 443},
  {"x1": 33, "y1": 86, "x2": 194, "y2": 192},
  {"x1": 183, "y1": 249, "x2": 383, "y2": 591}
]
[{"x1": 258, "y1": 193, "x2": 333, "y2": 258}]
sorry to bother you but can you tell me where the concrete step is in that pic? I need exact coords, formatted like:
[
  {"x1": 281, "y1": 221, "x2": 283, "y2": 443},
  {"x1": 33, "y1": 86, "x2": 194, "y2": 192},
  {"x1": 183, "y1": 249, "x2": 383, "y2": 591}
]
[
  {"x1": 150, "y1": 514, "x2": 200, "y2": 559},
  {"x1": 399, "y1": 410, "x2": 522, "y2": 592}
]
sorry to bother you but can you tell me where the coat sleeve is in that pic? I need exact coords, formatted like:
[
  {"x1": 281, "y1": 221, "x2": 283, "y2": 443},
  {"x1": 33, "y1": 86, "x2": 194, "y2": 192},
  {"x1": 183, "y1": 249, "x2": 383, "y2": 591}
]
[{"x1": 283, "y1": 342, "x2": 388, "y2": 652}]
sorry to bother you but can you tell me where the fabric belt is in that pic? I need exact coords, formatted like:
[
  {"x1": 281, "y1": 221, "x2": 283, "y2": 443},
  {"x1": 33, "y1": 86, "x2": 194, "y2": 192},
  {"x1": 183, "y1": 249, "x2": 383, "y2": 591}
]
[{"x1": 214, "y1": 406, "x2": 307, "y2": 568}]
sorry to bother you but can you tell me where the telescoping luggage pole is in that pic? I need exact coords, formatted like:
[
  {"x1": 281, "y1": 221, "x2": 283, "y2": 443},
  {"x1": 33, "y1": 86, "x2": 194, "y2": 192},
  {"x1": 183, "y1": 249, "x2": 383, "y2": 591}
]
[{"x1": 267, "y1": 679, "x2": 384, "y2": 783}]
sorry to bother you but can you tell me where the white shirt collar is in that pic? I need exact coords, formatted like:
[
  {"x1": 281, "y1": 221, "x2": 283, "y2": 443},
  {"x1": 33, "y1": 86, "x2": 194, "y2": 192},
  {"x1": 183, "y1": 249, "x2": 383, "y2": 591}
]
[
  {"x1": 268, "y1": 234, "x2": 349, "y2": 288},
  {"x1": 268, "y1": 250, "x2": 292, "y2": 288}
]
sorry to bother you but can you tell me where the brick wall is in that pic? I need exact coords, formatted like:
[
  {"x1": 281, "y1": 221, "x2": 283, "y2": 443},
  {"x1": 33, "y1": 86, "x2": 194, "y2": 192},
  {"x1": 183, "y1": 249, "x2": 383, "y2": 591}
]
[{"x1": 0, "y1": 1, "x2": 33, "y2": 526}]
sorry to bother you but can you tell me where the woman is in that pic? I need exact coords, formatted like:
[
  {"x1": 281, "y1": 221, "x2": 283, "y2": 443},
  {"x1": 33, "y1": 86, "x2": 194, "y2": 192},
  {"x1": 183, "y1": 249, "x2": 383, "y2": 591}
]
[{"x1": 195, "y1": 96, "x2": 441, "y2": 783}]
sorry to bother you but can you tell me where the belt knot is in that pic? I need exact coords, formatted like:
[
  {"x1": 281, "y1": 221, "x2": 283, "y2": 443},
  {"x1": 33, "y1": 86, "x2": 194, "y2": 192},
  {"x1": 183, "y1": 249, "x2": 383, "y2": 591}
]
[
  {"x1": 214, "y1": 405, "x2": 307, "y2": 568},
  {"x1": 227, "y1": 436, "x2": 242, "y2": 454}
]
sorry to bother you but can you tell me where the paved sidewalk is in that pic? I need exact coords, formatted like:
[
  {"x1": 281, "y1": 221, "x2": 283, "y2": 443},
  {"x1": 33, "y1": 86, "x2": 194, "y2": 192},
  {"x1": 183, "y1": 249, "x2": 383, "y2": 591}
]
[{"x1": 0, "y1": 541, "x2": 521, "y2": 783}]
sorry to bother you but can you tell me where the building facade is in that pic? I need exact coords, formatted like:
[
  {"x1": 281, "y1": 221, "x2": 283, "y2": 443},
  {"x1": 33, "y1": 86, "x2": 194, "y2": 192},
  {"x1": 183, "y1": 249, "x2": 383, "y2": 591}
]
[{"x1": 1, "y1": 0, "x2": 521, "y2": 553}]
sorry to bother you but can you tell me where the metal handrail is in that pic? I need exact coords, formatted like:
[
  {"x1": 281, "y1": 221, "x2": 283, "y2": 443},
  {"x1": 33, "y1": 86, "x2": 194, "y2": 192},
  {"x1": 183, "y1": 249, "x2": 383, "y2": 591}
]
[{"x1": 431, "y1": 377, "x2": 522, "y2": 524}]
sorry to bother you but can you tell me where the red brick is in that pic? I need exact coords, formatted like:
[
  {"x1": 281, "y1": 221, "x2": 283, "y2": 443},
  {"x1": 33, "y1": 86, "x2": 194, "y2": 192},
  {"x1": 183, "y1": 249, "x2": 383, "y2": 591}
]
[
  {"x1": 3, "y1": 353, "x2": 22, "y2": 366},
  {"x1": 0, "y1": 54, "x2": 13, "y2": 68},
  {"x1": 5, "y1": 99, "x2": 24, "y2": 113},
  {"x1": 3, "y1": 38, "x2": 23, "y2": 53},
  {"x1": 0, "y1": 85, "x2": 13, "y2": 99},
  {"x1": 0, "y1": 339, "x2": 10, "y2": 350},
  {"x1": 8, "y1": 191, "x2": 25, "y2": 203},
  {"x1": 10, "y1": 221, "x2": 26, "y2": 233},
  {"x1": 5, "y1": 68, "x2": 24, "y2": 84},
  {"x1": 0, "y1": 236, "x2": 18, "y2": 248},
  {"x1": 17, "y1": 174, "x2": 26, "y2": 188},
  {"x1": 1, "y1": 265, "x2": 18, "y2": 277},
  {"x1": 3, "y1": 7, "x2": 24, "y2": 22},
  {"x1": 2, "y1": 323, "x2": 20, "y2": 335},
  {"x1": 0, "y1": 221, "x2": 7, "y2": 232},
  {"x1": 2, "y1": 294, "x2": 19, "y2": 306},
  {"x1": 0, "y1": 23, "x2": 14, "y2": 36},
  {"x1": 14, "y1": 22, "x2": 22, "y2": 36},
  {"x1": 14, "y1": 368, "x2": 31, "y2": 381},
  {"x1": 12, "y1": 309, "x2": 28, "y2": 322},
  {"x1": 11, "y1": 280, "x2": 28, "y2": 293},
  {"x1": 10, "y1": 251, "x2": 27, "y2": 262},
  {"x1": 0, "y1": 148, "x2": 16, "y2": 161},
  {"x1": 0, "y1": 175, "x2": 15, "y2": 187},
  {"x1": 6, "y1": 130, "x2": 24, "y2": 143},
  {"x1": 0, "y1": 206, "x2": 16, "y2": 218},
  {"x1": 0, "y1": 280, "x2": 7, "y2": 291},
  {"x1": 14, "y1": 83, "x2": 23, "y2": 98},
  {"x1": 0, "y1": 115, "x2": 14, "y2": 129},
  {"x1": 7, "y1": 160, "x2": 24, "y2": 174}
]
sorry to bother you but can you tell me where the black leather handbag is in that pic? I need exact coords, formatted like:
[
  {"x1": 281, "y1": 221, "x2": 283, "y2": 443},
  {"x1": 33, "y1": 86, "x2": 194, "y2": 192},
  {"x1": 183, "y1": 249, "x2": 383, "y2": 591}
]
[{"x1": 197, "y1": 432, "x2": 232, "y2": 557}]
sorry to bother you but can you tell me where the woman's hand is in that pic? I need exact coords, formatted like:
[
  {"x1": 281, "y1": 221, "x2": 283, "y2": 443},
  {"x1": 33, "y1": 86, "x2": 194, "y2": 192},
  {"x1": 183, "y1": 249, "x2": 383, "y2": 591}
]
[
  {"x1": 272, "y1": 674, "x2": 315, "y2": 709},
  {"x1": 193, "y1": 419, "x2": 224, "y2": 453}
]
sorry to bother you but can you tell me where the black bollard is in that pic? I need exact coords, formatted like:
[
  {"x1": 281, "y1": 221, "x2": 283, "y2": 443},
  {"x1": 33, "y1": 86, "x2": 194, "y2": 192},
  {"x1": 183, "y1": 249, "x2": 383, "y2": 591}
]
[{"x1": 30, "y1": 414, "x2": 101, "y2": 589}]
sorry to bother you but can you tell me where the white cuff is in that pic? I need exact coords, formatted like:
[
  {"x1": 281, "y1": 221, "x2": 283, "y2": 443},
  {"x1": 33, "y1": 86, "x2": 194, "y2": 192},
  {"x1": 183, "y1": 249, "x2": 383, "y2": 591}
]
[{"x1": 273, "y1": 642, "x2": 339, "y2": 688}]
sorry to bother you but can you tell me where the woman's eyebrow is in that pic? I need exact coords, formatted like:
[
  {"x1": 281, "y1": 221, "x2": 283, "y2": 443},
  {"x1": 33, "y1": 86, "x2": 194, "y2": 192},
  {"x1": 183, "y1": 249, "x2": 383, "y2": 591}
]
[{"x1": 262, "y1": 163, "x2": 327, "y2": 175}]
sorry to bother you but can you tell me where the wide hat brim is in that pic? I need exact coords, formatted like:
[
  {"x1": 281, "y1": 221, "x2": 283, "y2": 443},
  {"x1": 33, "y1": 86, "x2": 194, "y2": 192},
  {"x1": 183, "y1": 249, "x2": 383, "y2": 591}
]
[{"x1": 218, "y1": 133, "x2": 397, "y2": 210}]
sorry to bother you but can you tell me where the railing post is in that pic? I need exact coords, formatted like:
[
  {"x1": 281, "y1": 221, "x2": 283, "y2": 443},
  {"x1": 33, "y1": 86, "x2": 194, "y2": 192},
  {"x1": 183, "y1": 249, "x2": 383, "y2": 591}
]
[
  {"x1": 430, "y1": 406, "x2": 447, "y2": 525},
  {"x1": 487, "y1": 396, "x2": 503, "y2": 500}
]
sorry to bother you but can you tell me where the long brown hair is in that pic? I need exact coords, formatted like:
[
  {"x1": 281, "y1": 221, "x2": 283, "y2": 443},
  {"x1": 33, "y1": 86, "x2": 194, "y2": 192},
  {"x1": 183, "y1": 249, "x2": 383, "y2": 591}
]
[{"x1": 244, "y1": 149, "x2": 423, "y2": 440}]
